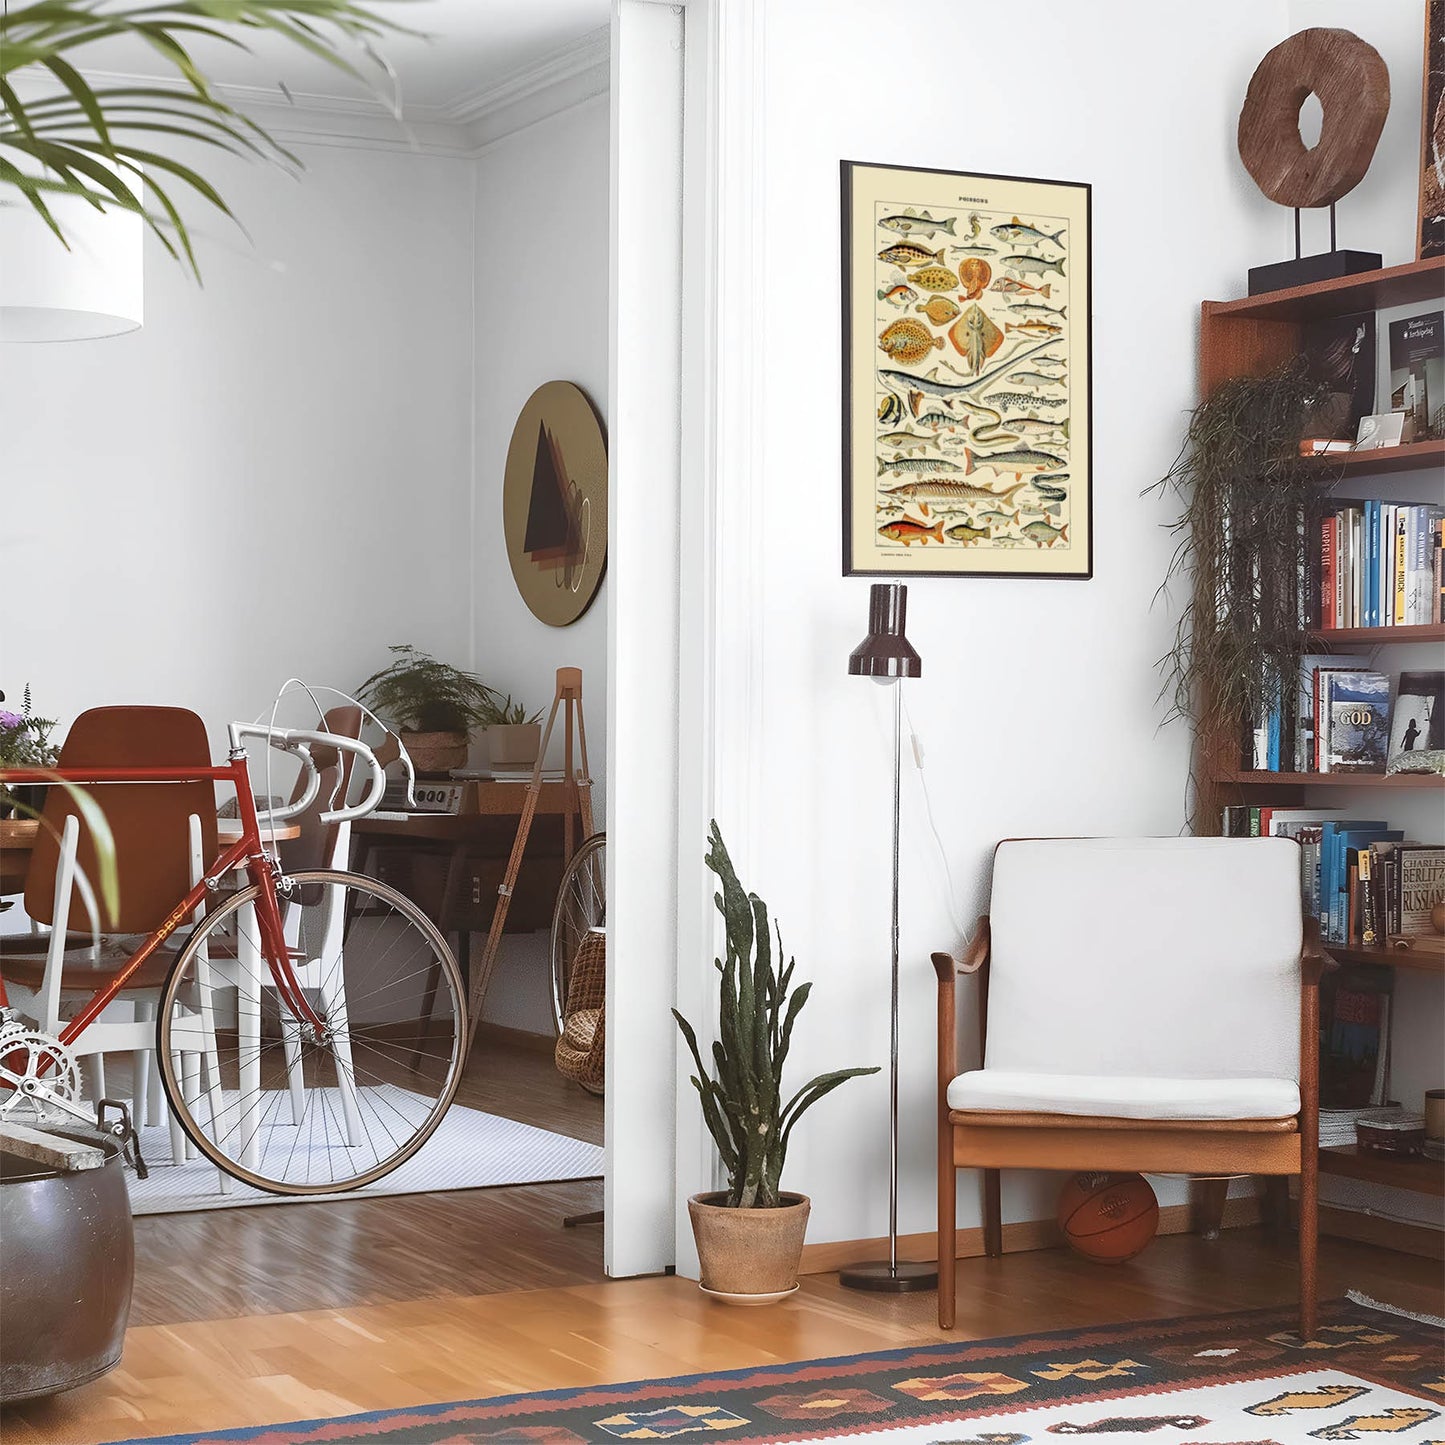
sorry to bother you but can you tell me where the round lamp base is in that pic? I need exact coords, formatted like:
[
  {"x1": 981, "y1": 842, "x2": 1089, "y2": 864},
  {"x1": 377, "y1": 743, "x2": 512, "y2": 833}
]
[{"x1": 837, "y1": 1259, "x2": 938, "y2": 1293}]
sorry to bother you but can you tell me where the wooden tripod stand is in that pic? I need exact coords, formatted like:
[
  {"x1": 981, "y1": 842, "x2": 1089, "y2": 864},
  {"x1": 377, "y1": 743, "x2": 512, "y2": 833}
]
[{"x1": 465, "y1": 666, "x2": 594, "y2": 1052}]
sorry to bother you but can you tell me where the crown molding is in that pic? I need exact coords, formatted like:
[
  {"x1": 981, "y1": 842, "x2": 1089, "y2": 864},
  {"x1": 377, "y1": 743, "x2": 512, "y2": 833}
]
[{"x1": 14, "y1": 27, "x2": 611, "y2": 157}]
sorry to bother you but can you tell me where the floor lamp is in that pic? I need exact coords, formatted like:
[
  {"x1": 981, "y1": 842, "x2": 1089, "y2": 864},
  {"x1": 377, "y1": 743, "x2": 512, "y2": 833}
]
[{"x1": 840, "y1": 582, "x2": 937, "y2": 1293}]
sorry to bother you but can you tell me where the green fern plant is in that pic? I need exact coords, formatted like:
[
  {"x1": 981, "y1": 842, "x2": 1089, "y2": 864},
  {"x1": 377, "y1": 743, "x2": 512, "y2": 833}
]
[
  {"x1": 673, "y1": 822, "x2": 878, "y2": 1209},
  {"x1": 1, "y1": 0, "x2": 409, "y2": 278},
  {"x1": 357, "y1": 646, "x2": 496, "y2": 734}
]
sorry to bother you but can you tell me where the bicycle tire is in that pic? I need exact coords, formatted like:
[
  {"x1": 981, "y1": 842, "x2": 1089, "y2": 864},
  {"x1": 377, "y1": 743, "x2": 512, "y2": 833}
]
[
  {"x1": 549, "y1": 832, "x2": 606, "y2": 1036},
  {"x1": 156, "y1": 868, "x2": 467, "y2": 1195}
]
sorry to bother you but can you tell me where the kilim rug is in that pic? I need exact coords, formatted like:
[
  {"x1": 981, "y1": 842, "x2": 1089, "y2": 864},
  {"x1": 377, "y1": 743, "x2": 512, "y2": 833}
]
[{"x1": 105, "y1": 1294, "x2": 1442, "y2": 1445}]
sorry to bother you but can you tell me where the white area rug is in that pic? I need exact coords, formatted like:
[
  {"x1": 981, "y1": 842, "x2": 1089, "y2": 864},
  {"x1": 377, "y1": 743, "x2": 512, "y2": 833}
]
[{"x1": 125, "y1": 1101, "x2": 603, "y2": 1214}]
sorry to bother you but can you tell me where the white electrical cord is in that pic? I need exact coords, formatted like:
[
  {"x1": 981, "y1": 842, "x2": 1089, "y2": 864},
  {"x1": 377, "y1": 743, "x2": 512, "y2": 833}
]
[{"x1": 899, "y1": 689, "x2": 970, "y2": 941}]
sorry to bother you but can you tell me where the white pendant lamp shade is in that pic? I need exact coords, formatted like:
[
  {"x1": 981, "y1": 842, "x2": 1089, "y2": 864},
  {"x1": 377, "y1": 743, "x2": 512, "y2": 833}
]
[{"x1": 0, "y1": 173, "x2": 143, "y2": 342}]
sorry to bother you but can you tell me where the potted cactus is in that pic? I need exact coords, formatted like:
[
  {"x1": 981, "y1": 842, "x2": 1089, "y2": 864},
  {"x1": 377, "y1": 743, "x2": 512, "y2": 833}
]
[
  {"x1": 673, "y1": 823, "x2": 878, "y2": 1303},
  {"x1": 479, "y1": 692, "x2": 545, "y2": 770}
]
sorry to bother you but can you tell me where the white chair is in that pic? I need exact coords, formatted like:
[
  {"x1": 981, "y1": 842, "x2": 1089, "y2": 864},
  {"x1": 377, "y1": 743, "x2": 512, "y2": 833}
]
[{"x1": 932, "y1": 836, "x2": 1321, "y2": 1337}]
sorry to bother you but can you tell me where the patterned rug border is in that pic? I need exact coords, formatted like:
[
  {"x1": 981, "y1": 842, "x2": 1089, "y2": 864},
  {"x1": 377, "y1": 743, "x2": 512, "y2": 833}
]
[{"x1": 103, "y1": 1294, "x2": 1442, "y2": 1445}]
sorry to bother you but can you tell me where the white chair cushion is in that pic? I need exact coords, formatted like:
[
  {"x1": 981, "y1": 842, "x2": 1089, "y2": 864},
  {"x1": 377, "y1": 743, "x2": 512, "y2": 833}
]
[
  {"x1": 985, "y1": 838, "x2": 1303, "y2": 1083},
  {"x1": 947, "y1": 1069, "x2": 1300, "y2": 1121}
]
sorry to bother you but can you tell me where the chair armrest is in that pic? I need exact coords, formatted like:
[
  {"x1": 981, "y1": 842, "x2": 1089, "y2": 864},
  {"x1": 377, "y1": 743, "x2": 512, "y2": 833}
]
[{"x1": 931, "y1": 916, "x2": 991, "y2": 981}]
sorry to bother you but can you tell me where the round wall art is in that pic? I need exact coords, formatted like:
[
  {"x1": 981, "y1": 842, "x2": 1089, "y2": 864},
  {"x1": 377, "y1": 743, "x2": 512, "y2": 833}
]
[{"x1": 502, "y1": 380, "x2": 608, "y2": 628}]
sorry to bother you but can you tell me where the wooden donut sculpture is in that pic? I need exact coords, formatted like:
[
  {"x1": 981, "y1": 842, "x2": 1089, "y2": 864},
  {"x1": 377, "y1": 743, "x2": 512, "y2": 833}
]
[{"x1": 1238, "y1": 28, "x2": 1390, "y2": 209}]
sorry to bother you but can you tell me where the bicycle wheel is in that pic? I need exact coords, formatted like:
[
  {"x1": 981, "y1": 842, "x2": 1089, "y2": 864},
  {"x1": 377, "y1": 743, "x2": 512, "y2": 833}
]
[
  {"x1": 550, "y1": 832, "x2": 606, "y2": 1034},
  {"x1": 157, "y1": 868, "x2": 466, "y2": 1194}
]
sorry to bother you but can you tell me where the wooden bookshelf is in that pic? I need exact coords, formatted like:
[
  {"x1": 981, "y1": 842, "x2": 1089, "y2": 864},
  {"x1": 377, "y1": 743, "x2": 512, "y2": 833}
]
[
  {"x1": 1313, "y1": 438, "x2": 1445, "y2": 478},
  {"x1": 1324, "y1": 942, "x2": 1445, "y2": 975},
  {"x1": 1213, "y1": 770, "x2": 1445, "y2": 789},
  {"x1": 1319, "y1": 1145, "x2": 1445, "y2": 1197},
  {"x1": 1206, "y1": 256, "x2": 1445, "y2": 324},
  {"x1": 1306, "y1": 623, "x2": 1445, "y2": 645}
]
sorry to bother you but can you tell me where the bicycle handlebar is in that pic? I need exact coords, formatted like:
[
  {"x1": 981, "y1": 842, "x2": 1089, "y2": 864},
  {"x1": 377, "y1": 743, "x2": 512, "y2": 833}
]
[{"x1": 226, "y1": 723, "x2": 396, "y2": 826}]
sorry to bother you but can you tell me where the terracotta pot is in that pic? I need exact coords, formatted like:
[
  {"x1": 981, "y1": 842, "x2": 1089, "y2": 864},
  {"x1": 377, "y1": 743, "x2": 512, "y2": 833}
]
[
  {"x1": 687, "y1": 1191, "x2": 809, "y2": 1301},
  {"x1": 401, "y1": 730, "x2": 469, "y2": 778},
  {"x1": 486, "y1": 723, "x2": 542, "y2": 769}
]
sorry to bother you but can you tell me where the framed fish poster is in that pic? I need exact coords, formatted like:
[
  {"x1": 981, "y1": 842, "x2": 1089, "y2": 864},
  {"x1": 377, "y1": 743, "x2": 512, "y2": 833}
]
[{"x1": 841, "y1": 160, "x2": 1092, "y2": 579}]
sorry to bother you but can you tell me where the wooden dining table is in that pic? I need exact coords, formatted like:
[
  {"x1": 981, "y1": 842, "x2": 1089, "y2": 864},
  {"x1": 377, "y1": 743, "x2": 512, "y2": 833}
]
[{"x1": 0, "y1": 816, "x2": 300, "y2": 897}]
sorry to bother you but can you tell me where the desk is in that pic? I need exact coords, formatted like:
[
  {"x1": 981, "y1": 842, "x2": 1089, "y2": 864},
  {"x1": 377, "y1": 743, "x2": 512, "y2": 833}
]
[{"x1": 351, "y1": 781, "x2": 587, "y2": 991}]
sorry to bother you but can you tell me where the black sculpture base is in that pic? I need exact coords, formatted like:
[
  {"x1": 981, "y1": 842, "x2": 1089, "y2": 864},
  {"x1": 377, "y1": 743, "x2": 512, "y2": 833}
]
[
  {"x1": 838, "y1": 1258, "x2": 939, "y2": 1293},
  {"x1": 1247, "y1": 249, "x2": 1382, "y2": 296}
]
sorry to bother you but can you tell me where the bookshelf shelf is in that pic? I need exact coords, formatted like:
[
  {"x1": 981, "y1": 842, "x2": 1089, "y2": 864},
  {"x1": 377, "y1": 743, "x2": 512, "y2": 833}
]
[
  {"x1": 1213, "y1": 770, "x2": 1445, "y2": 789},
  {"x1": 1323, "y1": 943, "x2": 1445, "y2": 975},
  {"x1": 1205, "y1": 256, "x2": 1445, "y2": 324},
  {"x1": 1311, "y1": 438, "x2": 1445, "y2": 479},
  {"x1": 1307, "y1": 623, "x2": 1445, "y2": 645},
  {"x1": 1319, "y1": 1144, "x2": 1445, "y2": 1197}
]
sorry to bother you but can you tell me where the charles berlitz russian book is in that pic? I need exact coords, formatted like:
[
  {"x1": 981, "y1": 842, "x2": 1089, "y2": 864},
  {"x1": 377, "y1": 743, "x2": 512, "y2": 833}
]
[{"x1": 1395, "y1": 845, "x2": 1445, "y2": 936}]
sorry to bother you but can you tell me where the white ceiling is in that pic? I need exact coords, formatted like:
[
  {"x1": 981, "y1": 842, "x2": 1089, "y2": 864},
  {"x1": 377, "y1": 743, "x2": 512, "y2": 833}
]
[{"x1": 76, "y1": 0, "x2": 611, "y2": 117}]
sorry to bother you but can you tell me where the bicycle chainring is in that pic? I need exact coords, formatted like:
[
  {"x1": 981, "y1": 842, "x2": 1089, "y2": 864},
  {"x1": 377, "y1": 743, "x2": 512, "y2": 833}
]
[{"x1": 0, "y1": 1027, "x2": 84, "y2": 1122}]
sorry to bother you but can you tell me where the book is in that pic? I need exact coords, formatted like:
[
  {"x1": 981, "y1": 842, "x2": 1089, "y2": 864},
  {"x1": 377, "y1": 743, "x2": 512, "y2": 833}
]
[
  {"x1": 1386, "y1": 670, "x2": 1444, "y2": 766},
  {"x1": 1298, "y1": 653, "x2": 1367, "y2": 773},
  {"x1": 1321, "y1": 671, "x2": 1390, "y2": 773},
  {"x1": 1303, "y1": 311, "x2": 1377, "y2": 439},
  {"x1": 1319, "y1": 966, "x2": 1393, "y2": 1109},
  {"x1": 1388, "y1": 311, "x2": 1443, "y2": 438},
  {"x1": 1405, "y1": 505, "x2": 1445, "y2": 623},
  {"x1": 1396, "y1": 844, "x2": 1445, "y2": 935}
]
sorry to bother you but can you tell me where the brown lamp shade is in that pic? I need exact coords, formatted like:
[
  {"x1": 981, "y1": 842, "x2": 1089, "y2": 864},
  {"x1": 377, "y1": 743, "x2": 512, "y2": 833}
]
[{"x1": 847, "y1": 583, "x2": 921, "y2": 680}]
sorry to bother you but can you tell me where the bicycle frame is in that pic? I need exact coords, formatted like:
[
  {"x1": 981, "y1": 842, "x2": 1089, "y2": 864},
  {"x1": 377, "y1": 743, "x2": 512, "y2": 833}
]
[{"x1": 0, "y1": 751, "x2": 326, "y2": 1044}]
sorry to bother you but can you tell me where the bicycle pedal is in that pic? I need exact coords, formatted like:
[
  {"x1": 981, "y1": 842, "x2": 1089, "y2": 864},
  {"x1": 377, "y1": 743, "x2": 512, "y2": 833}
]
[{"x1": 97, "y1": 1098, "x2": 148, "y2": 1180}]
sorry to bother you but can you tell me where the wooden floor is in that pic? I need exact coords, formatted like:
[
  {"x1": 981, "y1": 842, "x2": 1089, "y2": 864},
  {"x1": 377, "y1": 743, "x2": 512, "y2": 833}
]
[
  {"x1": 5, "y1": 1230, "x2": 1441, "y2": 1445},
  {"x1": 131, "y1": 1026, "x2": 606, "y2": 1325}
]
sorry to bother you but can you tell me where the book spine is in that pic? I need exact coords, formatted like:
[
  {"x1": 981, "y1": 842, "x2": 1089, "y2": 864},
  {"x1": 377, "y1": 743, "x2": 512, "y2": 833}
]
[
  {"x1": 1435, "y1": 517, "x2": 1444, "y2": 625},
  {"x1": 1379, "y1": 504, "x2": 1394, "y2": 626},
  {"x1": 1320, "y1": 515, "x2": 1336, "y2": 628},
  {"x1": 1318, "y1": 673, "x2": 1331, "y2": 773},
  {"x1": 1394, "y1": 511, "x2": 1408, "y2": 625},
  {"x1": 1360, "y1": 848, "x2": 1377, "y2": 947},
  {"x1": 1348, "y1": 507, "x2": 1361, "y2": 629},
  {"x1": 1248, "y1": 806, "x2": 1261, "y2": 838},
  {"x1": 1365, "y1": 500, "x2": 1378, "y2": 629}
]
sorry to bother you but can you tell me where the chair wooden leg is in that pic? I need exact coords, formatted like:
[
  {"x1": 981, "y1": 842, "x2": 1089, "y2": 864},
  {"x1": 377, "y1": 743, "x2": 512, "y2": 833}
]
[
  {"x1": 938, "y1": 1137, "x2": 956, "y2": 1329},
  {"x1": 982, "y1": 1168, "x2": 1002, "y2": 1258},
  {"x1": 1298, "y1": 1158, "x2": 1318, "y2": 1340},
  {"x1": 1191, "y1": 1176, "x2": 1230, "y2": 1239}
]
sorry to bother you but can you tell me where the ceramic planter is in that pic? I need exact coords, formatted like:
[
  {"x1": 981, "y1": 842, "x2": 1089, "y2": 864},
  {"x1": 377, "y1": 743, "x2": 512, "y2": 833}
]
[
  {"x1": 687, "y1": 1191, "x2": 810, "y2": 1304},
  {"x1": 401, "y1": 729, "x2": 469, "y2": 778},
  {"x1": 486, "y1": 723, "x2": 542, "y2": 769}
]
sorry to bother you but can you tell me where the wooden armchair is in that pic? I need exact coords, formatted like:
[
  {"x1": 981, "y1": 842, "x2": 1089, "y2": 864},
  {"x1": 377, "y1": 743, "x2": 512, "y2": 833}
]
[{"x1": 933, "y1": 837, "x2": 1323, "y2": 1338}]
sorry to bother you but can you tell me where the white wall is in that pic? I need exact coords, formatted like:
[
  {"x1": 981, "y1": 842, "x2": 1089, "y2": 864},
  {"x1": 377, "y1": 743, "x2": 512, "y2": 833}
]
[
  {"x1": 469, "y1": 94, "x2": 612, "y2": 1033},
  {"x1": 696, "y1": 0, "x2": 1324, "y2": 1250},
  {"x1": 0, "y1": 142, "x2": 476, "y2": 743}
]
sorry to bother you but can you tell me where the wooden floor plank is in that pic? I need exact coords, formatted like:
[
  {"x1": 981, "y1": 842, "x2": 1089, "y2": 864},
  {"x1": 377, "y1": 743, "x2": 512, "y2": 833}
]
[{"x1": 5, "y1": 1230, "x2": 1442, "y2": 1445}]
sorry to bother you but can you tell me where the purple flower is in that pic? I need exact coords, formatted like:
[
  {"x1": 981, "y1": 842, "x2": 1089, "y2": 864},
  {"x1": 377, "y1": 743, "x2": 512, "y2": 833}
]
[{"x1": 0, "y1": 711, "x2": 25, "y2": 730}]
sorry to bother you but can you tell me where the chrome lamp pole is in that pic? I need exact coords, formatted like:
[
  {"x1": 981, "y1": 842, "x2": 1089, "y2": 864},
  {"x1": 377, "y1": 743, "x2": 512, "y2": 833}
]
[{"x1": 839, "y1": 582, "x2": 937, "y2": 1293}]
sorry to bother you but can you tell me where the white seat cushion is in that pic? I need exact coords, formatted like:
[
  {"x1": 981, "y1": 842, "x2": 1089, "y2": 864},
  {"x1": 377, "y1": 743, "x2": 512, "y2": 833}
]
[{"x1": 947, "y1": 1069, "x2": 1300, "y2": 1121}]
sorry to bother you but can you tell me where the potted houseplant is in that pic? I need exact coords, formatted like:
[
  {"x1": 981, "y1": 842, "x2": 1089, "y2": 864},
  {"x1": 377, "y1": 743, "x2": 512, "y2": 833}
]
[
  {"x1": 673, "y1": 822, "x2": 878, "y2": 1303},
  {"x1": 357, "y1": 646, "x2": 495, "y2": 777},
  {"x1": 480, "y1": 693, "x2": 544, "y2": 770},
  {"x1": 0, "y1": 686, "x2": 59, "y2": 821}
]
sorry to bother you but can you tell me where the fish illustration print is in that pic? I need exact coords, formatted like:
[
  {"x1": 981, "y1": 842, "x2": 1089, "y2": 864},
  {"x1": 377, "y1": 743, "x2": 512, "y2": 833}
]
[
  {"x1": 1032, "y1": 479, "x2": 1069, "y2": 501},
  {"x1": 950, "y1": 304, "x2": 1004, "y2": 374},
  {"x1": 878, "y1": 208, "x2": 958, "y2": 238},
  {"x1": 962, "y1": 444, "x2": 1066, "y2": 480},
  {"x1": 877, "y1": 334, "x2": 1060, "y2": 406},
  {"x1": 1005, "y1": 319, "x2": 1064, "y2": 338},
  {"x1": 983, "y1": 415, "x2": 1068, "y2": 440},
  {"x1": 944, "y1": 519, "x2": 991, "y2": 545},
  {"x1": 882, "y1": 478, "x2": 1030, "y2": 504},
  {"x1": 877, "y1": 393, "x2": 905, "y2": 426},
  {"x1": 878, "y1": 241, "x2": 946, "y2": 268},
  {"x1": 1007, "y1": 300, "x2": 1067, "y2": 317},
  {"x1": 879, "y1": 318, "x2": 944, "y2": 364},
  {"x1": 1004, "y1": 252, "x2": 1066, "y2": 279},
  {"x1": 957, "y1": 257, "x2": 992, "y2": 300},
  {"x1": 966, "y1": 211, "x2": 983, "y2": 239},
  {"x1": 914, "y1": 405, "x2": 969, "y2": 434},
  {"x1": 1006, "y1": 370, "x2": 1067, "y2": 389},
  {"x1": 986, "y1": 389, "x2": 1067, "y2": 410},
  {"x1": 973, "y1": 506, "x2": 1021, "y2": 528},
  {"x1": 915, "y1": 295, "x2": 962, "y2": 325},
  {"x1": 991, "y1": 217, "x2": 1066, "y2": 248},
  {"x1": 878, "y1": 283, "x2": 920, "y2": 307},
  {"x1": 909, "y1": 262, "x2": 960, "y2": 293},
  {"x1": 877, "y1": 454, "x2": 964, "y2": 477},
  {"x1": 877, "y1": 429, "x2": 938, "y2": 454},
  {"x1": 950, "y1": 242, "x2": 999, "y2": 256},
  {"x1": 877, "y1": 516, "x2": 946, "y2": 546},
  {"x1": 990, "y1": 277, "x2": 1051, "y2": 297}
]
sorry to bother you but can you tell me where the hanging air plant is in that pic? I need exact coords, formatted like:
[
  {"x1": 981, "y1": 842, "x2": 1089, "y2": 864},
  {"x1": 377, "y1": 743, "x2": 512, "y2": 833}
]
[{"x1": 1148, "y1": 359, "x2": 1334, "y2": 803}]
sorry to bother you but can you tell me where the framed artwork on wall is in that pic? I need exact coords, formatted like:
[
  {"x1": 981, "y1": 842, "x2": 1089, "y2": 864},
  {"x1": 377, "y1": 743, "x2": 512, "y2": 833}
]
[
  {"x1": 841, "y1": 160, "x2": 1092, "y2": 579},
  {"x1": 1421, "y1": 0, "x2": 1445, "y2": 259}
]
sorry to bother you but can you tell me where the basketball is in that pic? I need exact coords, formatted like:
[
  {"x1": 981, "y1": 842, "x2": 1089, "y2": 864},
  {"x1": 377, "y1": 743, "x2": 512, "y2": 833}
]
[{"x1": 1056, "y1": 1172, "x2": 1159, "y2": 1264}]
